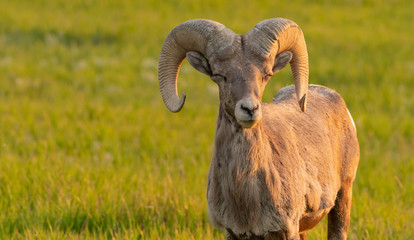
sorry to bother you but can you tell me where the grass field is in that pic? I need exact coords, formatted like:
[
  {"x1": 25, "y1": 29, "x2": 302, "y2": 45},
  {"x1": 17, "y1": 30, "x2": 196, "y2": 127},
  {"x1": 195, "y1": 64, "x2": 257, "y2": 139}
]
[{"x1": 0, "y1": 0, "x2": 413, "y2": 239}]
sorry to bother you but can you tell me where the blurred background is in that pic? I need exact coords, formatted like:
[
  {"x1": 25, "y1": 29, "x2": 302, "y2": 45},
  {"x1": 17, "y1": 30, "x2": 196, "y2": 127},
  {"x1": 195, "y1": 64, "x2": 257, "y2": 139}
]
[{"x1": 0, "y1": 0, "x2": 412, "y2": 239}]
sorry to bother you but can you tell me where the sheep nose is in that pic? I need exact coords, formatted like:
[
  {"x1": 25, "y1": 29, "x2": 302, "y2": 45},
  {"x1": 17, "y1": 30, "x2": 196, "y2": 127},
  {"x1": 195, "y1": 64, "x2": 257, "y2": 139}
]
[
  {"x1": 235, "y1": 97, "x2": 262, "y2": 128},
  {"x1": 241, "y1": 102, "x2": 259, "y2": 116}
]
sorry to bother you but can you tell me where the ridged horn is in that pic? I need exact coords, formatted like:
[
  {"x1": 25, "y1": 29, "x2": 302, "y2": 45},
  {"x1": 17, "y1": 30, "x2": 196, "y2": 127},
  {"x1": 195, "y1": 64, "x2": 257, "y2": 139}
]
[
  {"x1": 247, "y1": 18, "x2": 309, "y2": 112},
  {"x1": 158, "y1": 19, "x2": 236, "y2": 112}
]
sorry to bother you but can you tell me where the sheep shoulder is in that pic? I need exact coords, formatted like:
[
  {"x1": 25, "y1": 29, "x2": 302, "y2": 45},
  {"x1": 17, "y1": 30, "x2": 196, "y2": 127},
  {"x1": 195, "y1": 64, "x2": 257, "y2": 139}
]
[{"x1": 263, "y1": 84, "x2": 359, "y2": 194}]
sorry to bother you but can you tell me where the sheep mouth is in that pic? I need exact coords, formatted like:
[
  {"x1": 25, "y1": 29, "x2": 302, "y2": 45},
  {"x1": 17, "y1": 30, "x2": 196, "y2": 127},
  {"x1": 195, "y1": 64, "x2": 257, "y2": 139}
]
[{"x1": 238, "y1": 119, "x2": 259, "y2": 128}]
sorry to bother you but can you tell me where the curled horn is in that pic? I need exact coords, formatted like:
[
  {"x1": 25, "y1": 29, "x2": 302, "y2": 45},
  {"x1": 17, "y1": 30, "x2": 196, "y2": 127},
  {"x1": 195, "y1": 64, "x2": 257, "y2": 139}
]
[
  {"x1": 158, "y1": 19, "x2": 236, "y2": 112},
  {"x1": 247, "y1": 18, "x2": 309, "y2": 112}
]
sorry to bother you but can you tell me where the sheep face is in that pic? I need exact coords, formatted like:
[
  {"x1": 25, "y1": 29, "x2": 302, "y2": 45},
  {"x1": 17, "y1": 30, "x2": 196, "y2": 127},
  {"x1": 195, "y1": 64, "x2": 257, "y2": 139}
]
[
  {"x1": 186, "y1": 49, "x2": 293, "y2": 128},
  {"x1": 159, "y1": 19, "x2": 309, "y2": 115}
]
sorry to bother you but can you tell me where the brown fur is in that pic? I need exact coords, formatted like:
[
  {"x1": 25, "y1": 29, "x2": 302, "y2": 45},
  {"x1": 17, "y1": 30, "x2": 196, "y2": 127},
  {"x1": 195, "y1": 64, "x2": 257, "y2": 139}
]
[
  {"x1": 159, "y1": 19, "x2": 360, "y2": 240},
  {"x1": 207, "y1": 85, "x2": 359, "y2": 240}
]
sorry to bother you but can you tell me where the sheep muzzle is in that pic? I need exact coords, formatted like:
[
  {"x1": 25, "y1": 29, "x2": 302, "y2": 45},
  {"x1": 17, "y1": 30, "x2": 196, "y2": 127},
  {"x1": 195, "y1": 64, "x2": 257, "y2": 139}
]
[{"x1": 235, "y1": 97, "x2": 262, "y2": 128}]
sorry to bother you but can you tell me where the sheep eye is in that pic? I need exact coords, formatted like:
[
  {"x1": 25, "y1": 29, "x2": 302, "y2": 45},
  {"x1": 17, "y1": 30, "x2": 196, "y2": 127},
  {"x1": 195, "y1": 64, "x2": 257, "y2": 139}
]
[{"x1": 262, "y1": 74, "x2": 272, "y2": 82}]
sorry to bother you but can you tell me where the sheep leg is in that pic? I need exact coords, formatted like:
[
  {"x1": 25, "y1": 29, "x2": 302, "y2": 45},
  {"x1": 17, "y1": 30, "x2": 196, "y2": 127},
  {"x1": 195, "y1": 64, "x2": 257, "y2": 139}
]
[
  {"x1": 327, "y1": 182, "x2": 353, "y2": 240},
  {"x1": 299, "y1": 232, "x2": 307, "y2": 240},
  {"x1": 264, "y1": 231, "x2": 286, "y2": 240},
  {"x1": 266, "y1": 231, "x2": 298, "y2": 240},
  {"x1": 226, "y1": 229, "x2": 237, "y2": 240}
]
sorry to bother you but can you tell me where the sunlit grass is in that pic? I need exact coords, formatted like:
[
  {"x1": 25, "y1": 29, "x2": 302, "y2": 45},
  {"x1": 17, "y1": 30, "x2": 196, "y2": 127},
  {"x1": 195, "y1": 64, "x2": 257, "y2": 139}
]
[{"x1": 0, "y1": 0, "x2": 413, "y2": 239}]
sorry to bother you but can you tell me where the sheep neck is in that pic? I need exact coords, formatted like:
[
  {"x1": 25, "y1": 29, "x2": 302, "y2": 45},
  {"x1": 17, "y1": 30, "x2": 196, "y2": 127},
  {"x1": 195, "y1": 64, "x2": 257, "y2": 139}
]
[
  {"x1": 210, "y1": 107, "x2": 282, "y2": 233},
  {"x1": 215, "y1": 108, "x2": 273, "y2": 171}
]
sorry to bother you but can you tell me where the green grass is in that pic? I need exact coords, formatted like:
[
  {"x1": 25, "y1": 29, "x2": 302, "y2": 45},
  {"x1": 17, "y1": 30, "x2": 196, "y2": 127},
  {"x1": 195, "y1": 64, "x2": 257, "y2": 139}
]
[{"x1": 0, "y1": 0, "x2": 413, "y2": 239}]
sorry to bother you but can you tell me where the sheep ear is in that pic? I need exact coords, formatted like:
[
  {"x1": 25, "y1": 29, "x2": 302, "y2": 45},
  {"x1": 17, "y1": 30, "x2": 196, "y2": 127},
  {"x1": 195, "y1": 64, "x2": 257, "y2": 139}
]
[
  {"x1": 272, "y1": 51, "x2": 293, "y2": 74},
  {"x1": 186, "y1": 51, "x2": 213, "y2": 76}
]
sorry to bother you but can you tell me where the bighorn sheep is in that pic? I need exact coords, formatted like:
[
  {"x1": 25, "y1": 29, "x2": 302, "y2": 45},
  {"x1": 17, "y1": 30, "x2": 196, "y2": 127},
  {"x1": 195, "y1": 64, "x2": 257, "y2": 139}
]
[{"x1": 158, "y1": 18, "x2": 360, "y2": 240}]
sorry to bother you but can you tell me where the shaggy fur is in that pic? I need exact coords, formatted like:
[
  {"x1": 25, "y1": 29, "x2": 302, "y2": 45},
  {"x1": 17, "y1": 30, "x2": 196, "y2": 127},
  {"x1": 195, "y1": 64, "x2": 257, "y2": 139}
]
[
  {"x1": 158, "y1": 18, "x2": 360, "y2": 240},
  {"x1": 207, "y1": 85, "x2": 359, "y2": 240}
]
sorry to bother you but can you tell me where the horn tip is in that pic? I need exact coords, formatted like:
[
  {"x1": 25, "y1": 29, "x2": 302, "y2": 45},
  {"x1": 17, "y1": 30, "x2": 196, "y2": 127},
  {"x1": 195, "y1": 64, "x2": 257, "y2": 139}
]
[
  {"x1": 169, "y1": 92, "x2": 186, "y2": 113},
  {"x1": 299, "y1": 94, "x2": 307, "y2": 112}
]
